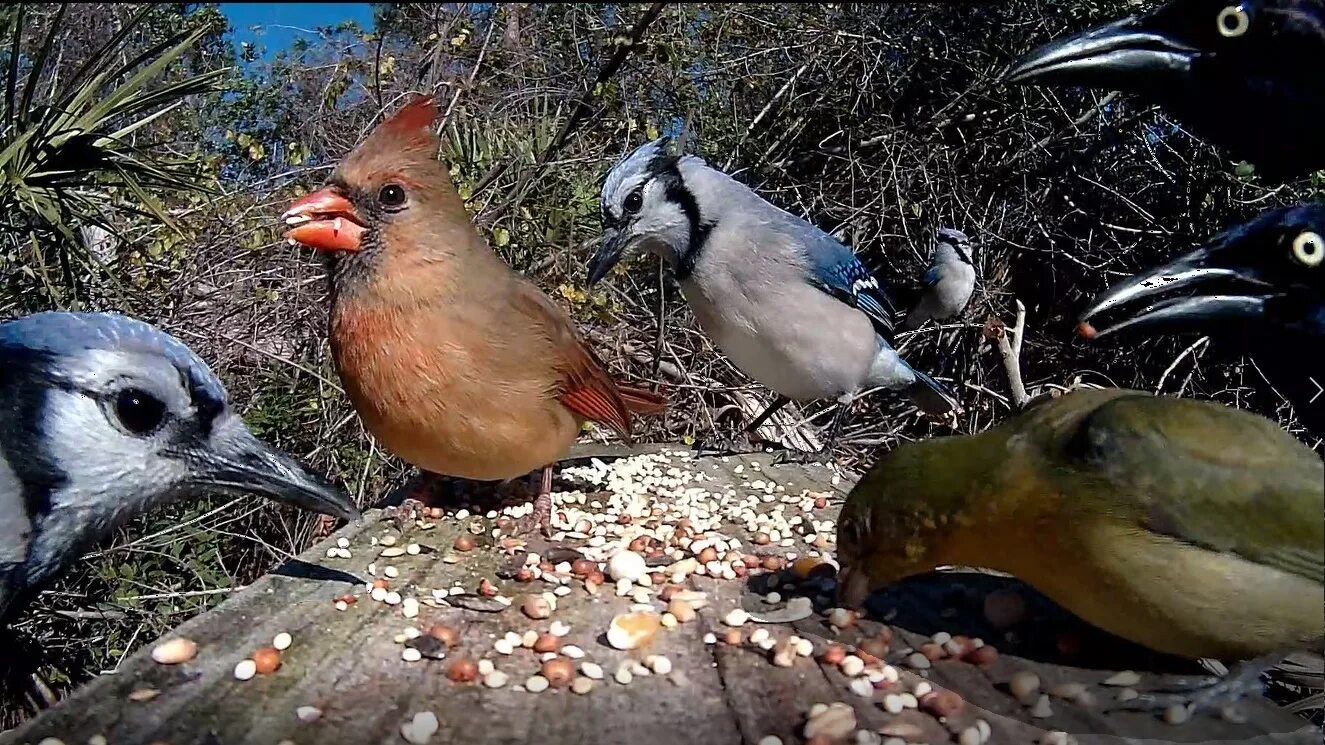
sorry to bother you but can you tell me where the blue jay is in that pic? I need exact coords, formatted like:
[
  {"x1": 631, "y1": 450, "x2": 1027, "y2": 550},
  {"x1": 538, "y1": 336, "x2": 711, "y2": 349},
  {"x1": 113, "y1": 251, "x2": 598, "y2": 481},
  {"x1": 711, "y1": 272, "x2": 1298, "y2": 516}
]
[
  {"x1": 0, "y1": 311, "x2": 359, "y2": 621},
  {"x1": 900, "y1": 228, "x2": 977, "y2": 331},
  {"x1": 587, "y1": 138, "x2": 960, "y2": 458},
  {"x1": 1005, "y1": 0, "x2": 1325, "y2": 183},
  {"x1": 1078, "y1": 201, "x2": 1325, "y2": 436}
]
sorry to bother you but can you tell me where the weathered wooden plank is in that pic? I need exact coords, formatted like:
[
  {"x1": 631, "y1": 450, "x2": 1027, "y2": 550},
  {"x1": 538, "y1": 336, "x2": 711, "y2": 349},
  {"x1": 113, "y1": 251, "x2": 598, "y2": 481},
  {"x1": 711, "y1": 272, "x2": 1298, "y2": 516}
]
[{"x1": 1, "y1": 445, "x2": 1316, "y2": 745}]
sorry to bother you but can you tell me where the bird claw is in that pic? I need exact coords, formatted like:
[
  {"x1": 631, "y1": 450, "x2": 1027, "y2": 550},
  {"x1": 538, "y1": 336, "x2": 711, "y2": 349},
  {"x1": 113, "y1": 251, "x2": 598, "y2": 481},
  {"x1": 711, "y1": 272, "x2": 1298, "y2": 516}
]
[{"x1": 1110, "y1": 665, "x2": 1264, "y2": 723}]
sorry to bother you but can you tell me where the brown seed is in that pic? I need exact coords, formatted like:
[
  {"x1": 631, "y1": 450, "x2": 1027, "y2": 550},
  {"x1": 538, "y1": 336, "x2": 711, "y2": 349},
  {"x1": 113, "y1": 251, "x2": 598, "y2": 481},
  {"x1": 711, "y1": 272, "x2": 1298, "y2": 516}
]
[
  {"x1": 478, "y1": 578, "x2": 498, "y2": 597},
  {"x1": 428, "y1": 506, "x2": 444, "y2": 519},
  {"x1": 628, "y1": 536, "x2": 651, "y2": 553},
  {"x1": 539, "y1": 561, "x2": 555, "y2": 573},
  {"x1": 820, "y1": 644, "x2": 846, "y2": 665},
  {"x1": 732, "y1": 564, "x2": 748, "y2": 578},
  {"x1": 697, "y1": 547, "x2": 718, "y2": 564},
  {"x1": 658, "y1": 584, "x2": 681, "y2": 602},
  {"x1": 948, "y1": 634, "x2": 975, "y2": 657},
  {"x1": 761, "y1": 555, "x2": 784, "y2": 572},
  {"x1": 571, "y1": 559, "x2": 595, "y2": 576},
  {"x1": 448, "y1": 658, "x2": 479, "y2": 683},
  {"x1": 515, "y1": 567, "x2": 534, "y2": 582},
  {"x1": 813, "y1": 496, "x2": 828, "y2": 509},
  {"x1": 920, "y1": 643, "x2": 946, "y2": 661},
  {"x1": 650, "y1": 572, "x2": 667, "y2": 585},
  {"x1": 533, "y1": 634, "x2": 560, "y2": 653},
  {"x1": 428, "y1": 625, "x2": 458, "y2": 648},
  {"x1": 667, "y1": 599, "x2": 697, "y2": 623},
  {"x1": 542, "y1": 657, "x2": 574, "y2": 687},
  {"x1": 742, "y1": 554, "x2": 760, "y2": 569},
  {"x1": 920, "y1": 689, "x2": 964, "y2": 718},
  {"x1": 723, "y1": 628, "x2": 743, "y2": 646},
  {"x1": 453, "y1": 536, "x2": 475, "y2": 552},
  {"x1": 753, "y1": 532, "x2": 771, "y2": 546},
  {"x1": 964, "y1": 645, "x2": 998, "y2": 666},
  {"x1": 586, "y1": 570, "x2": 605, "y2": 585},
  {"x1": 335, "y1": 593, "x2": 358, "y2": 605},
  {"x1": 252, "y1": 646, "x2": 282, "y2": 674},
  {"x1": 522, "y1": 595, "x2": 552, "y2": 619},
  {"x1": 617, "y1": 514, "x2": 632, "y2": 525},
  {"x1": 372, "y1": 578, "x2": 389, "y2": 590},
  {"x1": 858, "y1": 637, "x2": 889, "y2": 660}
]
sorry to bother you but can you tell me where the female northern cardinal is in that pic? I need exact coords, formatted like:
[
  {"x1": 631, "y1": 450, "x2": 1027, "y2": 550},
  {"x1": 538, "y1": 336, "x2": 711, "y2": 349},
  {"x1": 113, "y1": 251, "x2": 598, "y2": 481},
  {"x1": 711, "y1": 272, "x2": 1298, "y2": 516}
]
[{"x1": 282, "y1": 95, "x2": 665, "y2": 534}]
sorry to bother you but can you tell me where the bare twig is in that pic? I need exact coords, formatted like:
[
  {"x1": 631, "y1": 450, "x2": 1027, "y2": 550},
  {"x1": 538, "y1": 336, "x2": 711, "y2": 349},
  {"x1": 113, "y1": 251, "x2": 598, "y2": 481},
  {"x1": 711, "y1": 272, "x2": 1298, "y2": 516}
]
[{"x1": 983, "y1": 300, "x2": 1028, "y2": 409}]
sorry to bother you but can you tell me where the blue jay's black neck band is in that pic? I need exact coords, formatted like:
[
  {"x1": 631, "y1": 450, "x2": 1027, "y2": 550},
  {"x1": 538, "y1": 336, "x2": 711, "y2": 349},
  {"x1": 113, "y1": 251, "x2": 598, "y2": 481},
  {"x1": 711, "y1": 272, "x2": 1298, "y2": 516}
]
[
  {"x1": 646, "y1": 153, "x2": 712, "y2": 281},
  {"x1": 0, "y1": 352, "x2": 66, "y2": 521}
]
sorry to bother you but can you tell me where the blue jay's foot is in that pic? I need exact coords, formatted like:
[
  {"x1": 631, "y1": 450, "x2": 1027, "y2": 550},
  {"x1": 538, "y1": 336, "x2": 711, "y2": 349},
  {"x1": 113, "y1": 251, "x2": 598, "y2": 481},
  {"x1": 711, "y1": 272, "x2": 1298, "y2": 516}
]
[
  {"x1": 511, "y1": 466, "x2": 555, "y2": 539},
  {"x1": 693, "y1": 432, "x2": 758, "y2": 456},
  {"x1": 1110, "y1": 660, "x2": 1268, "y2": 723}
]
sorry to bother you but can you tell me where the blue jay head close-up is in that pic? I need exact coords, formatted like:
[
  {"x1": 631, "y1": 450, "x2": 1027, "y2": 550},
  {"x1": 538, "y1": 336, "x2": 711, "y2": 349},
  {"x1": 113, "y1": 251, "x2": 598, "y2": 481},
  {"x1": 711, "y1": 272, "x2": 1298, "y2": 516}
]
[
  {"x1": 0, "y1": 311, "x2": 358, "y2": 604},
  {"x1": 936, "y1": 228, "x2": 976, "y2": 263},
  {"x1": 1079, "y1": 202, "x2": 1325, "y2": 340},
  {"x1": 588, "y1": 137, "x2": 704, "y2": 285}
]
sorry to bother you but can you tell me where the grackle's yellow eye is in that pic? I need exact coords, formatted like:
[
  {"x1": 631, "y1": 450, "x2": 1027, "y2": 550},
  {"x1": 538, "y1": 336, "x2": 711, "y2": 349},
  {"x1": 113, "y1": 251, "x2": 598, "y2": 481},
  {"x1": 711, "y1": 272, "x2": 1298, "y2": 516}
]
[
  {"x1": 1291, "y1": 230, "x2": 1323, "y2": 267},
  {"x1": 1217, "y1": 4, "x2": 1251, "y2": 37}
]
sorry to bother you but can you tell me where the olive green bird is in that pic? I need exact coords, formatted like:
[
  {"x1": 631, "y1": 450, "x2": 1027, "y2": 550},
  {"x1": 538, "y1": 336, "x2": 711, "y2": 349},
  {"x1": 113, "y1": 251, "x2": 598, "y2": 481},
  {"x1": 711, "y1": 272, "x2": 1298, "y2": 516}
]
[{"x1": 836, "y1": 387, "x2": 1323, "y2": 712}]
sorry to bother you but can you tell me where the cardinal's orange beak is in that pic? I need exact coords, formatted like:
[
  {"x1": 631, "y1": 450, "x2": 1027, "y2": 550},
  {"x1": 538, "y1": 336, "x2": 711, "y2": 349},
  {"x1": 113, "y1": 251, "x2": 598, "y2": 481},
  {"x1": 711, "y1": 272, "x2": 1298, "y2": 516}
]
[{"x1": 282, "y1": 188, "x2": 367, "y2": 252}]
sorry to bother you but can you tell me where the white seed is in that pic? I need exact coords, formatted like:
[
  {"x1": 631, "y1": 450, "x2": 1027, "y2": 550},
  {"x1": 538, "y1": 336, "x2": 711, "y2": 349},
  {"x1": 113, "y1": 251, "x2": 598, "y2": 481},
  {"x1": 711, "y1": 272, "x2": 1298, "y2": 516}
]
[
  {"x1": 976, "y1": 719, "x2": 991, "y2": 743},
  {"x1": 959, "y1": 727, "x2": 981, "y2": 745},
  {"x1": 562, "y1": 645, "x2": 585, "y2": 659},
  {"x1": 581, "y1": 662, "x2": 604, "y2": 680},
  {"x1": 478, "y1": 659, "x2": 495, "y2": 676},
  {"x1": 758, "y1": 737, "x2": 783, "y2": 745},
  {"x1": 272, "y1": 632, "x2": 293, "y2": 651},
  {"x1": 1039, "y1": 732, "x2": 1072, "y2": 745},
  {"x1": 703, "y1": 633, "x2": 718, "y2": 645},
  {"x1": 615, "y1": 665, "x2": 634, "y2": 685},
  {"x1": 850, "y1": 678, "x2": 875, "y2": 698},
  {"x1": 931, "y1": 631, "x2": 952, "y2": 645},
  {"x1": 1030, "y1": 694, "x2": 1053, "y2": 719},
  {"x1": 572, "y1": 677, "x2": 595, "y2": 695},
  {"x1": 1163, "y1": 703, "x2": 1191, "y2": 725},
  {"x1": 525, "y1": 675, "x2": 550, "y2": 693},
  {"x1": 765, "y1": 592, "x2": 782, "y2": 604},
  {"x1": 296, "y1": 705, "x2": 322, "y2": 722},
  {"x1": 883, "y1": 694, "x2": 904, "y2": 714},
  {"x1": 794, "y1": 638, "x2": 814, "y2": 657},
  {"x1": 555, "y1": 586, "x2": 573, "y2": 598},
  {"x1": 1049, "y1": 682, "x2": 1086, "y2": 700},
  {"x1": 648, "y1": 655, "x2": 673, "y2": 674},
  {"x1": 899, "y1": 693, "x2": 918, "y2": 710},
  {"x1": 803, "y1": 701, "x2": 857, "y2": 741},
  {"x1": 385, "y1": 591, "x2": 402, "y2": 606},
  {"x1": 661, "y1": 613, "x2": 678, "y2": 628},
  {"x1": 407, "y1": 543, "x2": 421, "y2": 555},
  {"x1": 402, "y1": 648, "x2": 422, "y2": 662},
  {"x1": 337, "y1": 537, "x2": 350, "y2": 549},
  {"x1": 907, "y1": 652, "x2": 931, "y2": 669},
  {"x1": 607, "y1": 550, "x2": 647, "y2": 582},
  {"x1": 370, "y1": 587, "x2": 388, "y2": 602},
  {"x1": 1009, "y1": 671, "x2": 1041, "y2": 701},
  {"x1": 1117, "y1": 688, "x2": 1139, "y2": 703},
  {"x1": 385, "y1": 566, "x2": 400, "y2": 579},
  {"x1": 840, "y1": 655, "x2": 866, "y2": 677},
  {"x1": 550, "y1": 621, "x2": 571, "y2": 637},
  {"x1": 723, "y1": 609, "x2": 750, "y2": 626},
  {"x1": 1103, "y1": 670, "x2": 1141, "y2": 687},
  {"x1": 381, "y1": 535, "x2": 397, "y2": 546},
  {"x1": 750, "y1": 628, "x2": 770, "y2": 645},
  {"x1": 335, "y1": 600, "x2": 349, "y2": 611},
  {"x1": 234, "y1": 659, "x2": 257, "y2": 680},
  {"x1": 380, "y1": 547, "x2": 406, "y2": 558},
  {"x1": 494, "y1": 639, "x2": 514, "y2": 655},
  {"x1": 1220, "y1": 705, "x2": 1248, "y2": 724},
  {"x1": 88, "y1": 737, "x2": 107, "y2": 745},
  {"x1": 401, "y1": 712, "x2": 438, "y2": 745},
  {"x1": 631, "y1": 588, "x2": 650, "y2": 604},
  {"x1": 522, "y1": 630, "x2": 538, "y2": 648},
  {"x1": 855, "y1": 731, "x2": 881, "y2": 745},
  {"x1": 151, "y1": 638, "x2": 197, "y2": 665},
  {"x1": 402, "y1": 598, "x2": 419, "y2": 619},
  {"x1": 483, "y1": 671, "x2": 509, "y2": 689}
]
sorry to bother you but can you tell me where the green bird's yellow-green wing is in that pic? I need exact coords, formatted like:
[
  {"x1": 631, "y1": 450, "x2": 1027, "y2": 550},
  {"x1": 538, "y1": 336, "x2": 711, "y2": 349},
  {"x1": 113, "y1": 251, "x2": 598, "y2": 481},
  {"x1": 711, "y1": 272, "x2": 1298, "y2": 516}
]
[{"x1": 1052, "y1": 391, "x2": 1324, "y2": 585}]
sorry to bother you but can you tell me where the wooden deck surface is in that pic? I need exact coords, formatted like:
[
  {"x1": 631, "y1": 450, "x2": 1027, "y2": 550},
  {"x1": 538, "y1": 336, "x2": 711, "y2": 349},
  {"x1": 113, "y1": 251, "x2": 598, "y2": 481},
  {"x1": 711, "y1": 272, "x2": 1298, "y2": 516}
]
[{"x1": 3, "y1": 443, "x2": 1318, "y2": 745}]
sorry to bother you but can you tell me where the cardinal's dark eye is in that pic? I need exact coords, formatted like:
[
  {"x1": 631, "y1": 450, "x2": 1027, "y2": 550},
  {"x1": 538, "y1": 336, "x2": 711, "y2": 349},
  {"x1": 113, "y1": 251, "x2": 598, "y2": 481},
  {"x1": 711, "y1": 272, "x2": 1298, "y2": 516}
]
[
  {"x1": 379, "y1": 184, "x2": 407, "y2": 208},
  {"x1": 114, "y1": 388, "x2": 167, "y2": 436},
  {"x1": 623, "y1": 189, "x2": 644, "y2": 214}
]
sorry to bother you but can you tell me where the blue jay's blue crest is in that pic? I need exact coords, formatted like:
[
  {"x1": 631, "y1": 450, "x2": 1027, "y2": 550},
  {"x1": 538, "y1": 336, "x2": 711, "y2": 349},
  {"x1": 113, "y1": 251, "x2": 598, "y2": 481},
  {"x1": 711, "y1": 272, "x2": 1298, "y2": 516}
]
[
  {"x1": 0, "y1": 311, "x2": 228, "y2": 418},
  {"x1": 600, "y1": 137, "x2": 674, "y2": 214}
]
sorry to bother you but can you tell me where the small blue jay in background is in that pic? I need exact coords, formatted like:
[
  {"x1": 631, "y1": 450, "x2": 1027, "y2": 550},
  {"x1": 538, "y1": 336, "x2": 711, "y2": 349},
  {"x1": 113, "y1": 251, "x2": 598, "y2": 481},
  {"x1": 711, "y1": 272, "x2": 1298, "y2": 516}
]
[
  {"x1": 587, "y1": 138, "x2": 961, "y2": 458},
  {"x1": 0, "y1": 311, "x2": 359, "y2": 621},
  {"x1": 900, "y1": 228, "x2": 977, "y2": 331}
]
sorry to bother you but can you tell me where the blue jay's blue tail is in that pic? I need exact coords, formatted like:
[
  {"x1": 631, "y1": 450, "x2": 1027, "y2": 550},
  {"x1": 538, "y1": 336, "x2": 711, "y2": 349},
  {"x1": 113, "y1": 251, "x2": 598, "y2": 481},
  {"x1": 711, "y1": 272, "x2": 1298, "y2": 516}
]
[{"x1": 904, "y1": 367, "x2": 961, "y2": 418}]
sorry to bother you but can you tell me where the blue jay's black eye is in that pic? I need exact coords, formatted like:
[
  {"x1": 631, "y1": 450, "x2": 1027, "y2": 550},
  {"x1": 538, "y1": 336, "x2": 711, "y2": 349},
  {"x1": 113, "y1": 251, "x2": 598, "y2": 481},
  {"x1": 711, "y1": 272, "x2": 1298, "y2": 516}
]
[
  {"x1": 623, "y1": 189, "x2": 644, "y2": 214},
  {"x1": 114, "y1": 388, "x2": 166, "y2": 436},
  {"x1": 378, "y1": 183, "x2": 407, "y2": 208}
]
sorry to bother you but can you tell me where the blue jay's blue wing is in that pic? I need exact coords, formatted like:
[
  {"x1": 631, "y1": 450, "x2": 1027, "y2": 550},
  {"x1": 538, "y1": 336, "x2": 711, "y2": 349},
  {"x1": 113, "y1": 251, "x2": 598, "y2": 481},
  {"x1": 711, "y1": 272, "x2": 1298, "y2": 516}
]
[
  {"x1": 921, "y1": 265, "x2": 942, "y2": 290},
  {"x1": 802, "y1": 232, "x2": 899, "y2": 341}
]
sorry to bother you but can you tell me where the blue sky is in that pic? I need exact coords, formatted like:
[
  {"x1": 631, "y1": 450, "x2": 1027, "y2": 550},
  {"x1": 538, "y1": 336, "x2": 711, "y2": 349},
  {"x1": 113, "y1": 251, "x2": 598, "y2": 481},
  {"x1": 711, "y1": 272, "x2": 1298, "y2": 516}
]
[{"x1": 219, "y1": 4, "x2": 376, "y2": 60}]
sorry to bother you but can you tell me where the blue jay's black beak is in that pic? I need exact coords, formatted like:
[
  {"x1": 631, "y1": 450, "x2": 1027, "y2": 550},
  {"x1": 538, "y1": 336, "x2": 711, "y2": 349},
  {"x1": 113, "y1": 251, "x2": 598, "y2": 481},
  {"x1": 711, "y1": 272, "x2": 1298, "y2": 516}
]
[
  {"x1": 1077, "y1": 244, "x2": 1273, "y2": 341},
  {"x1": 587, "y1": 227, "x2": 628, "y2": 287},
  {"x1": 1004, "y1": 15, "x2": 1197, "y2": 89},
  {"x1": 179, "y1": 418, "x2": 360, "y2": 522}
]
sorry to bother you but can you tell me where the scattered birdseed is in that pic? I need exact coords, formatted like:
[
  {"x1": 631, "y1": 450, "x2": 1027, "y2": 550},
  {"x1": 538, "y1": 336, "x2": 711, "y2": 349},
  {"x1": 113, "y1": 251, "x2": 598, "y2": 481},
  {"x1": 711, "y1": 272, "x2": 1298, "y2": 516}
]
[
  {"x1": 1103, "y1": 670, "x2": 1141, "y2": 687},
  {"x1": 478, "y1": 659, "x2": 496, "y2": 676},
  {"x1": 402, "y1": 648, "x2": 422, "y2": 662},
  {"x1": 581, "y1": 662, "x2": 604, "y2": 680},
  {"x1": 1029, "y1": 694, "x2": 1053, "y2": 719},
  {"x1": 703, "y1": 633, "x2": 718, "y2": 645},
  {"x1": 1049, "y1": 682, "x2": 1086, "y2": 700},
  {"x1": 724, "y1": 609, "x2": 750, "y2": 627},
  {"x1": 400, "y1": 711, "x2": 438, "y2": 745},
  {"x1": 883, "y1": 694, "x2": 905, "y2": 714},
  {"x1": 385, "y1": 591, "x2": 402, "y2": 606},
  {"x1": 525, "y1": 675, "x2": 550, "y2": 693},
  {"x1": 550, "y1": 621, "x2": 571, "y2": 637},
  {"x1": 804, "y1": 702, "x2": 856, "y2": 741},
  {"x1": 850, "y1": 678, "x2": 874, "y2": 698},
  {"x1": 384, "y1": 566, "x2": 400, "y2": 579},
  {"x1": 607, "y1": 612, "x2": 660, "y2": 650},
  {"x1": 794, "y1": 638, "x2": 814, "y2": 657},
  {"x1": 151, "y1": 638, "x2": 197, "y2": 665},
  {"x1": 615, "y1": 664, "x2": 634, "y2": 685},
  {"x1": 402, "y1": 598, "x2": 420, "y2": 619},
  {"x1": 572, "y1": 677, "x2": 595, "y2": 695},
  {"x1": 648, "y1": 655, "x2": 673, "y2": 674},
  {"x1": 370, "y1": 587, "x2": 388, "y2": 602},
  {"x1": 1009, "y1": 671, "x2": 1041, "y2": 702},
  {"x1": 758, "y1": 737, "x2": 783, "y2": 745},
  {"x1": 906, "y1": 652, "x2": 931, "y2": 670},
  {"x1": 1220, "y1": 705, "x2": 1248, "y2": 724},
  {"x1": 484, "y1": 671, "x2": 509, "y2": 689},
  {"x1": 840, "y1": 655, "x2": 865, "y2": 677},
  {"x1": 334, "y1": 600, "x2": 349, "y2": 611},
  {"x1": 234, "y1": 659, "x2": 257, "y2": 681},
  {"x1": 380, "y1": 547, "x2": 406, "y2": 558},
  {"x1": 750, "y1": 628, "x2": 770, "y2": 645},
  {"x1": 1116, "y1": 688, "x2": 1139, "y2": 703},
  {"x1": 407, "y1": 543, "x2": 421, "y2": 556},
  {"x1": 272, "y1": 632, "x2": 292, "y2": 651},
  {"x1": 562, "y1": 645, "x2": 585, "y2": 659},
  {"x1": 1040, "y1": 732, "x2": 1072, "y2": 745},
  {"x1": 958, "y1": 726, "x2": 982, "y2": 745}
]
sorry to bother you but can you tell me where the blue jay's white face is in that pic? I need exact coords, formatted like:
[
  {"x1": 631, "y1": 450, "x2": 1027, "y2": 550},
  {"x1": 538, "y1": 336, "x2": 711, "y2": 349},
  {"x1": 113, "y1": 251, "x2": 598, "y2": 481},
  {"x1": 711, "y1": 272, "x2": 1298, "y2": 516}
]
[{"x1": 588, "y1": 139, "x2": 695, "y2": 285}]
